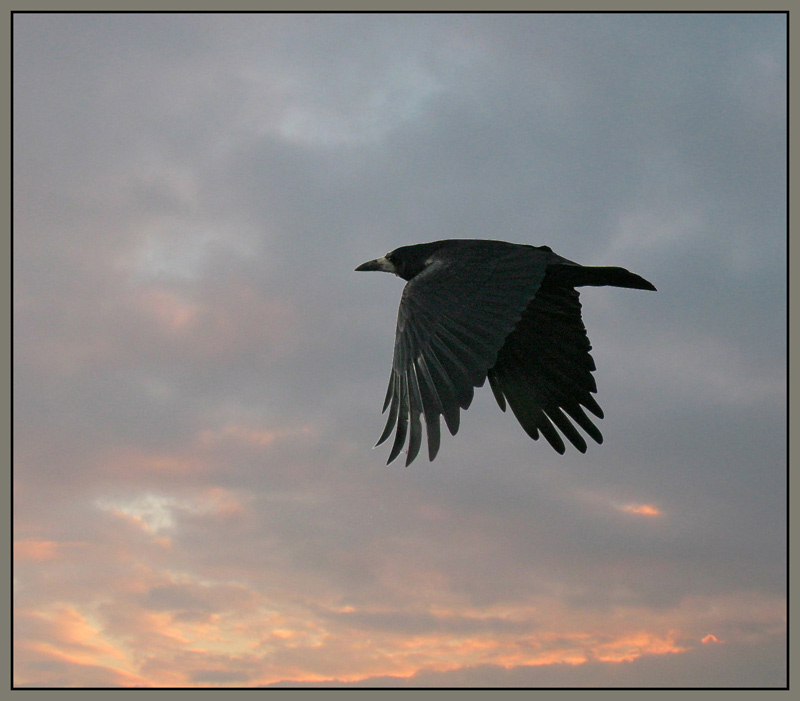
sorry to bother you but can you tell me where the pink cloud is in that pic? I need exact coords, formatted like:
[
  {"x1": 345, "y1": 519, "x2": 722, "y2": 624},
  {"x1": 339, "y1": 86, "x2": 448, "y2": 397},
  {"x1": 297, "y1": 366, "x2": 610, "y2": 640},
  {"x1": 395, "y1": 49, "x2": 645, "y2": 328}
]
[{"x1": 15, "y1": 539, "x2": 59, "y2": 562}]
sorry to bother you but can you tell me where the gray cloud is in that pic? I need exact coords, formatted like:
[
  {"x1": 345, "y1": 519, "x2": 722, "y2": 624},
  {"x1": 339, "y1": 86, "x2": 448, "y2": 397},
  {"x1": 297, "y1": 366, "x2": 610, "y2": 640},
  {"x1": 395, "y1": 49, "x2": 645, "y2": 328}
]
[{"x1": 14, "y1": 12, "x2": 785, "y2": 688}]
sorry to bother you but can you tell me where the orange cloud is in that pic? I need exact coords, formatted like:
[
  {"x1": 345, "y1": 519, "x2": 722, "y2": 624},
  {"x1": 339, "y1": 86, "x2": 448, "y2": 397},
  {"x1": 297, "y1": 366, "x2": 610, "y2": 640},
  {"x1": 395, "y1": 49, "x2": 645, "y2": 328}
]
[
  {"x1": 593, "y1": 630, "x2": 689, "y2": 663},
  {"x1": 13, "y1": 550, "x2": 785, "y2": 687},
  {"x1": 619, "y1": 503, "x2": 662, "y2": 517},
  {"x1": 9, "y1": 599, "x2": 770, "y2": 687},
  {"x1": 15, "y1": 605, "x2": 139, "y2": 686}
]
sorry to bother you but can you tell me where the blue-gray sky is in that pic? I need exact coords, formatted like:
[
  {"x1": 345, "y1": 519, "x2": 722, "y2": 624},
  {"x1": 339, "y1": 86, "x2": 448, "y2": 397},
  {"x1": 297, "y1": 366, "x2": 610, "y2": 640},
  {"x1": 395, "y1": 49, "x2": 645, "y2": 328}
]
[{"x1": 14, "y1": 13, "x2": 786, "y2": 688}]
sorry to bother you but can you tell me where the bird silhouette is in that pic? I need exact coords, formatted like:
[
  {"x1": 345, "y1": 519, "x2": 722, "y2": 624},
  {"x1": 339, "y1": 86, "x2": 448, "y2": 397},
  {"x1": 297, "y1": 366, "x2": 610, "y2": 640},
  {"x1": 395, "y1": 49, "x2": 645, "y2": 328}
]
[{"x1": 356, "y1": 239, "x2": 656, "y2": 465}]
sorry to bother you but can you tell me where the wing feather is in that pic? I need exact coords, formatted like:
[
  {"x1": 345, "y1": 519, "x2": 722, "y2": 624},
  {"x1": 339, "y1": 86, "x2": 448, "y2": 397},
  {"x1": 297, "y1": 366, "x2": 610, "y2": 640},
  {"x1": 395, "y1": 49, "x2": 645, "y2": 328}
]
[
  {"x1": 413, "y1": 355, "x2": 443, "y2": 460},
  {"x1": 376, "y1": 373, "x2": 400, "y2": 447},
  {"x1": 487, "y1": 276, "x2": 605, "y2": 452},
  {"x1": 419, "y1": 346, "x2": 461, "y2": 435},
  {"x1": 387, "y1": 373, "x2": 409, "y2": 464},
  {"x1": 405, "y1": 365, "x2": 424, "y2": 466}
]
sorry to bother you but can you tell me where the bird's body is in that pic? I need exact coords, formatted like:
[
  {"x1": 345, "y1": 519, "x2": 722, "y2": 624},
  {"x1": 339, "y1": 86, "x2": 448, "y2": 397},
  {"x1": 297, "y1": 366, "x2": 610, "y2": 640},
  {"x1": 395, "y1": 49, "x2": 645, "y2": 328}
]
[{"x1": 356, "y1": 239, "x2": 656, "y2": 465}]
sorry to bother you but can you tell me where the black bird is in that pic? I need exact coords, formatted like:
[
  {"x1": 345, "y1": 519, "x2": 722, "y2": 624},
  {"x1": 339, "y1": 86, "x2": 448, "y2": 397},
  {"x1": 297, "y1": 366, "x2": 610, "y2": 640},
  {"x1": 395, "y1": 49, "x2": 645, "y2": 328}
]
[{"x1": 356, "y1": 239, "x2": 656, "y2": 465}]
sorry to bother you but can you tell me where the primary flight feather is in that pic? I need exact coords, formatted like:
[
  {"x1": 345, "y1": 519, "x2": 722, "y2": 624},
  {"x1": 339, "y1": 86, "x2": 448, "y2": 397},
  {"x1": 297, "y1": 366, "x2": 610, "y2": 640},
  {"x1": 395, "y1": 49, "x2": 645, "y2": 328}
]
[{"x1": 355, "y1": 239, "x2": 656, "y2": 465}]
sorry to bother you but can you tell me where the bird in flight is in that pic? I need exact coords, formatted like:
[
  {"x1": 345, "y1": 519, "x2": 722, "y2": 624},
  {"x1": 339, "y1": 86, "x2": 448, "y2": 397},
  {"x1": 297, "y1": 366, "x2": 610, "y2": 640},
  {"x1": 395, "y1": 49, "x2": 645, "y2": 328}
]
[{"x1": 356, "y1": 238, "x2": 656, "y2": 466}]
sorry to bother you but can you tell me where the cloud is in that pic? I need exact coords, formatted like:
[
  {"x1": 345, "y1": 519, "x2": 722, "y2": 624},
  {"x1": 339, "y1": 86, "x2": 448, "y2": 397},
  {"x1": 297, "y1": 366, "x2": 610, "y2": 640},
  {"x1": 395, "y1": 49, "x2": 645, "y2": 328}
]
[
  {"x1": 14, "y1": 13, "x2": 785, "y2": 688},
  {"x1": 294, "y1": 632, "x2": 785, "y2": 688}
]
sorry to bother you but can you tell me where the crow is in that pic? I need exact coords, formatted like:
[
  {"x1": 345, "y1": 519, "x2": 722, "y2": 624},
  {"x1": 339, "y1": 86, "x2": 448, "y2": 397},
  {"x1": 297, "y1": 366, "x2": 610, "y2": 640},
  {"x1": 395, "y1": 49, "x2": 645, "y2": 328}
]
[{"x1": 355, "y1": 239, "x2": 656, "y2": 465}]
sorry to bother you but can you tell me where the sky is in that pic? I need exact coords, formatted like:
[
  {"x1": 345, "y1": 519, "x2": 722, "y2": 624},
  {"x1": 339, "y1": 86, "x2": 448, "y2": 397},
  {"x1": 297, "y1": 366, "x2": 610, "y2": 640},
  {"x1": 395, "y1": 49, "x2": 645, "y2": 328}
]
[{"x1": 13, "y1": 12, "x2": 786, "y2": 688}]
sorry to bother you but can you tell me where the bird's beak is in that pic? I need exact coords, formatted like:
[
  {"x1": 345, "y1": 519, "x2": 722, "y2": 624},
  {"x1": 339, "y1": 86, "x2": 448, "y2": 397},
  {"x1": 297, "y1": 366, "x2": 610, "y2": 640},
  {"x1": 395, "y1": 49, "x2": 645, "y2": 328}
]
[{"x1": 355, "y1": 256, "x2": 395, "y2": 273}]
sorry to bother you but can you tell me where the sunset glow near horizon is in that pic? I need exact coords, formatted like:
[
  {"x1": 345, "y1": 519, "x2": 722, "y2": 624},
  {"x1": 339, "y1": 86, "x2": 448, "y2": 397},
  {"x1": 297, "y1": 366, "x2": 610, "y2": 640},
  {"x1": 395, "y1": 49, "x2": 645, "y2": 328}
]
[{"x1": 14, "y1": 13, "x2": 786, "y2": 688}]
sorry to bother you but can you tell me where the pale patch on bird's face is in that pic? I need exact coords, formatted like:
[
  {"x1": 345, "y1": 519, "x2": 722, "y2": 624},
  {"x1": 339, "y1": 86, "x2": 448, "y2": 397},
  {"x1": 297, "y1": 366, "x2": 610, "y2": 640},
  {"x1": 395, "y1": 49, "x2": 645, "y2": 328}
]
[{"x1": 375, "y1": 256, "x2": 397, "y2": 274}]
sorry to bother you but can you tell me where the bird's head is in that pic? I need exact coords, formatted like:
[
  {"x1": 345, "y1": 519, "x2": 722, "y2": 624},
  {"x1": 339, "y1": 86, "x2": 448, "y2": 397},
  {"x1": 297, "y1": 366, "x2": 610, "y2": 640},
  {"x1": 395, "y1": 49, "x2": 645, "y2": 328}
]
[{"x1": 355, "y1": 241, "x2": 450, "y2": 282}]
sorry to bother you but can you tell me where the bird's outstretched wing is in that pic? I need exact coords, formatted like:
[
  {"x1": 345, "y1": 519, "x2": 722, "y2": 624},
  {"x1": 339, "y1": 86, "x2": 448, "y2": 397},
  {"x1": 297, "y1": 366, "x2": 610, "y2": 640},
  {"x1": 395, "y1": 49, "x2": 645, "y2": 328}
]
[
  {"x1": 487, "y1": 278, "x2": 604, "y2": 455},
  {"x1": 376, "y1": 243, "x2": 551, "y2": 465}
]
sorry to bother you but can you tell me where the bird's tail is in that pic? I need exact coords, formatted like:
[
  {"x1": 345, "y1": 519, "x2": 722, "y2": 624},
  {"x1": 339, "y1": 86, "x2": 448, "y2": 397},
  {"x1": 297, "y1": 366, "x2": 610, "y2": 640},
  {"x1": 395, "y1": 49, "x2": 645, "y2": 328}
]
[{"x1": 548, "y1": 264, "x2": 657, "y2": 291}]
